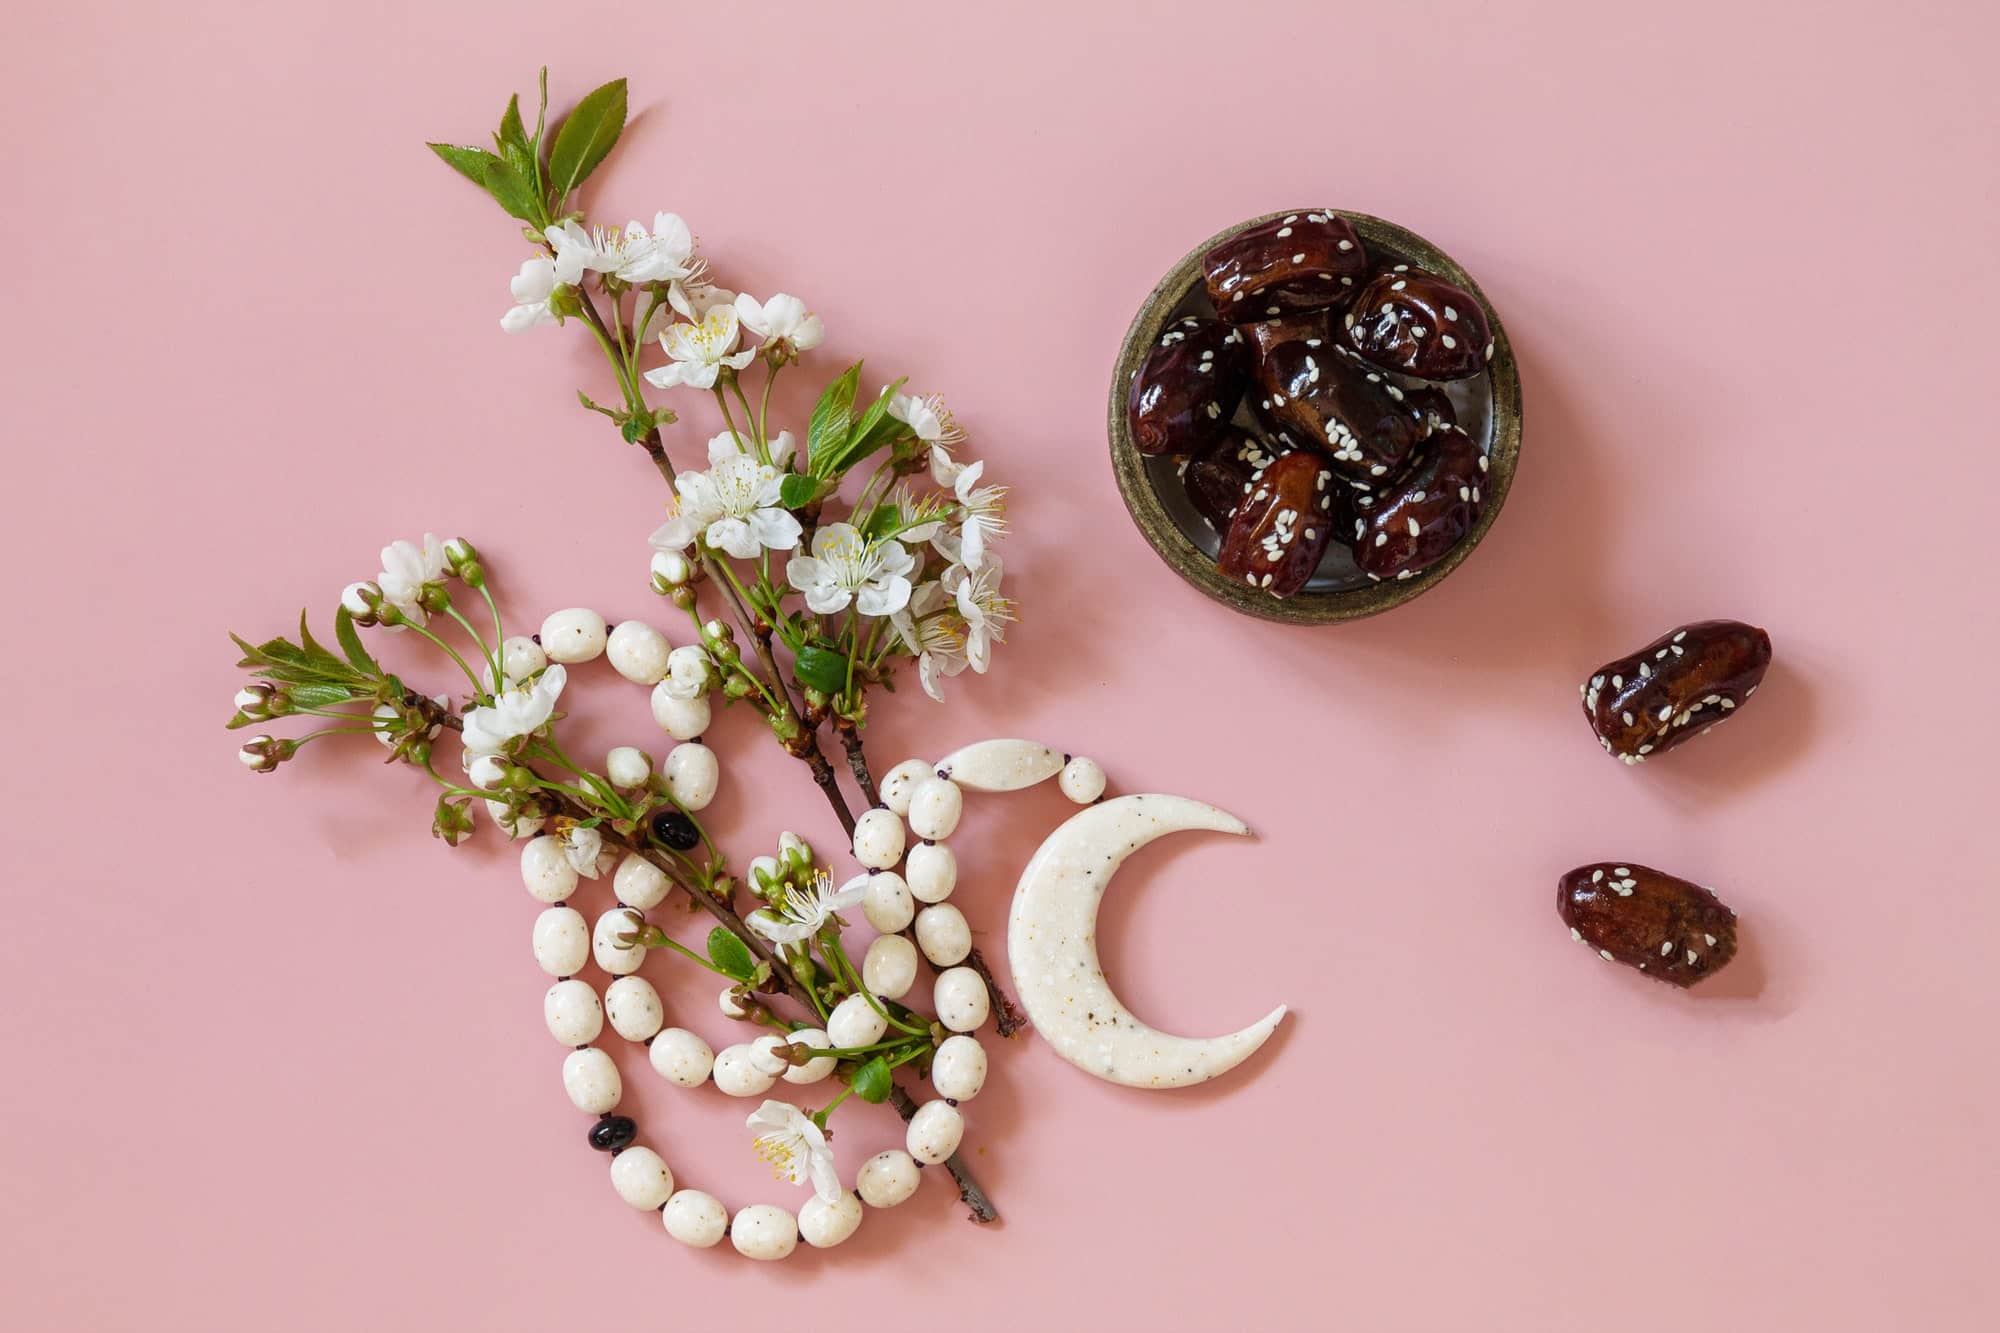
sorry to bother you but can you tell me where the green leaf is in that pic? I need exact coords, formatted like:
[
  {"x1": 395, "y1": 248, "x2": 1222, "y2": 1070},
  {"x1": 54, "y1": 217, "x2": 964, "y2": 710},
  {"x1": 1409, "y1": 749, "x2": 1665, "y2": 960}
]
[
  {"x1": 427, "y1": 142, "x2": 501, "y2": 186},
  {"x1": 497, "y1": 93, "x2": 530, "y2": 157},
  {"x1": 856, "y1": 503, "x2": 900, "y2": 541},
  {"x1": 480, "y1": 157, "x2": 542, "y2": 226},
  {"x1": 849, "y1": 1056, "x2": 893, "y2": 1104},
  {"x1": 845, "y1": 376, "x2": 907, "y2": 457},
  {"x1": 287, "y1": 681, "x2": 363, "y2": 709},
  {"x1": 793, "y1": 644, "x2": 850, "y2": 695},
  {"x1": 297, "y1": 609, "x2": 329, "y2": 660},
  {"x1": 778, "y1": 473, "x2": 822, "y2": 509},
  {"x1": 334, "y1": 606, "x2": 379, "y2": 676},
  {"x1": 547, "y1": 77, "x2": 627, "y2": 200},
  {"x1": 705, "y1": 927, "x2": 757, "y2": 983},
  {"x1": 806, "y1": 362, "x2": 862, "y2": 477}
]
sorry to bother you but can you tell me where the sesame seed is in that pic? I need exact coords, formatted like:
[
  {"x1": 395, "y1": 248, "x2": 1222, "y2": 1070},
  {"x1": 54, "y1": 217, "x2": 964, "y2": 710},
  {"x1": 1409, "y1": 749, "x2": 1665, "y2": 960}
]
[
  {"x1": 1337, "y1": 239, "x2": 1354, "y2": 251},
  {"x1": 1600, "y1": 949, "x2": 1614, "y2": 961},
  {"x1": 1704, "y1": 934, "x2": 1717, "y2": 947},
  {"x1": 1276, "y1": 226, "x2": 1293, "y2": 238},
  {"x1": 1661, "y1": 941, "x2": 1674, "y2": 956},
  {"x1": 1571, "y1": 928, "x2": 1582, "y2": 941},
  {"x1": 1291, "y1": 252, "x2": 1306, "y2": 263},
  {"x1": 1686, "y1": 949, "x2": 1699, "y2": 965},
  {"x1": 1443, "y1": 306, "x2": 1458, "y2": 321}
]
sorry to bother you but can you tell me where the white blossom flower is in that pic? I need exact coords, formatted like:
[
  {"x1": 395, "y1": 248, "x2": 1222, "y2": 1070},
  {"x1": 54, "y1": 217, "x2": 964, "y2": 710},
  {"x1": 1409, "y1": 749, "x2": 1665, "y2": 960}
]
[
  {"x1": 560, "y1": 821, "x2": 605, "y2": 878},
  {"x1": 745, "y1": 1100, "x2": 842, "y2": 1203},
  {"x1": 746, "y1": 871, "x2": 868, "y2": 946},
  {"x1": 501, "y1": 258, "x2": 561, "y2": 333},
  {"x1": 609, "y1": 212, "x2": 695, "y2": 284},
  {"x1": 661, "y1": 644, "x2": 711, "y2": 700},
  {"x1": 460, "y1": 664, "x2": 567, "y2": 754},
  {"x1": 891, "y1": 581, "x2": 969, "y2": 702},
  {"x1": 930, "y1": 460, "x2": 1007, "y2": 570},
  {"x1": 673, "y1": 276, "x2": 735, "y2": 320},
  {"x1": 735, "y1": 292, "x2": 824, "y2": 356},
  {"x1": 376, "y1": 534, "x2": 447, "y2": 626},
  {"x1": 647, "y1": 452, "x2": 801, "y2": 559},
  {"x1": 944, "y1": 558, "x2": 1012, "y2": 673},
  {"x1": 785, "y1": 523, "x2": 915, "y2": 617},
  {"x1": 643, "y1": 305, "x2": 757, "y2": 391},
  {"x1": 888, "y1": 391, "x2": 966, "y2": 484},
  {"x1": 705, "y1": 427, "x2": 795, "y2": 470}
]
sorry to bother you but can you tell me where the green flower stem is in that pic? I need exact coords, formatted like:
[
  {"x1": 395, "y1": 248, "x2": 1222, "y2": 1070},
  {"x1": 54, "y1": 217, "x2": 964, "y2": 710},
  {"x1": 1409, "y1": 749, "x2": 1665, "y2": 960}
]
[
  {"x1": 813, "y1": 1037, "x2": 926, "y2": 1061},
  {"x1": 402, "y1": 620, "x2": 486, "y2": 689},
  {"x1": 646, "y1": 929, "x2": 739, "y2": 980},
  {"x1": 443, "y1": 604, "x2": 499, "y2": 681},
  {"x1": 712, "y1": 386, "x2": 754, "y2": 462},
  {"x1": 476, "y1": 584, "x2": 507, "y2": 673},
  {"x1": 822, "y1": 934, "x2": 928, "y2": 1037},
  {"x1": 756, "y1": 361, "x2": 780, "y2": 447},
  {"x1": 729, "y1": 376, "x2": 761, "y2": 452}
]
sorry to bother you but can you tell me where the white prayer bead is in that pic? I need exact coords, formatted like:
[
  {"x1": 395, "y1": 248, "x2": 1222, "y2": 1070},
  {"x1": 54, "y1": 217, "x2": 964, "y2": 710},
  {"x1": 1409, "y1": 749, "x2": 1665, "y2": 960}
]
[
  {"x1": 1059, "y1": 755, "x2": 1107, "y2": 803},
  {"x1": 730, "y1": 1204, "x2": 798, "y2": 1261},
  {"x1": 531, "y1": 906, "x2": 589, "y2": 976},
  {"x1": 862, "y1": 933, "x2": 919, "y2": 1000},
  {"x1": 826, "y1": 994, "x2": 888, "y2": 1049},
  {"x1": 780, "y1": 1028, "x2": 836, "y2": 1084},
  {"x1": 486, "y1": 799, "x2": 544, "y2": 839},
  {"x1": 606, "y1": 619, "x2": 672, "y2": 684},
  {"x1": 497, "y1": 635, "x2": 547, "y2": 683},
  {"x1": 906, "y1": 1099, "x2": 965, "y2": 1164},
  {"x1": 930, "y1": 1034, "x2": 988, "y2": 1101},
  {"x1": 933, "y1": 966, "x2": 989, "y2": 1033},
  {"x1": 543, "y1": 979, "x2": 603, "y2": 1045},
  {"x1": 799, "y1": 1190, "x2": 863, "y2": 1248},
  {"x1": 906, "y1": 776, "x2": 963, "y2": 841},
  {"x1": 850, "y1": 807, "x2": 906, "y2": 870},
  {"x1": 663, "y1": 742, "x2": 719, "y2": 811},
  {"x1": 649, "y1": 1028, "x2": 713, "y2": 1087},
  {"x1": 592, "y1": 907, "x2": 647, "y2": 976},
  {"x1": 905, "y1": 842, "x2": 957, "y2": 904},
  {"x1": 604, "y1": 976, "x2": 664, "y2": 1043},
  {"x1": 520, "y1": 835, "x2": 578, "y2": 903},
  {"x1": 663, "y1": 1189, "x2": 727, "y2": 1247},
  {"x1": 605, "y1": 745, "x2": 651, "y2": 789},
  {"x1": 856, "y1": 1150, "x2": 920, "y2": 1208},
  {"x1": 915, "y1": 903, "x2": 971, "y2": 966},
  {"x1": 650, "y1": 685, "x2": 710, "y2": 740},
  {"x1": 540, "y1": 608, "x2": 607, "y2": 664},
  {"x1": 711, "y1": 1043, "x2": 777, "y2": 1097},
  {"x1": 609, "y1": 1146, "x2": 674, "y2": 1210},
  {"x1": 562, "y1": 1047, "x2": 621, "y2": 1114},
  {"x1": 747, "y1": 1034, "x2": 792, "y2": 1076},
  {"x1": 878, "y1": 758, "x2": 931, "y2": 816},
  {"x1": 611, "y1": 854, "x2": 672, "y2": 911},
  {"x1": 862, "y1": 871, "x2": 915, "y2": 933}
]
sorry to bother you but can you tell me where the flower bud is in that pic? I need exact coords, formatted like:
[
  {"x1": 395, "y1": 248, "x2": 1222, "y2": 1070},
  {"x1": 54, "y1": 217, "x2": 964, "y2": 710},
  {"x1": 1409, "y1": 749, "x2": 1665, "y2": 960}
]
[
  {"x1": 701, "y1": 618, "x2": 734, "y2": 646},
  {"x1": 605, "y1": 745, "x2": 652, "y2": 789},
  {"x1": 443, "y1": 537, "x2": 480, "y2": 574},
  {"x1": 466, "y1": 752, "x2": 510, "y2": 790},
  {"x1": 233, "y1": 683, "x2": 278, "y2": 721},
  {"x1": 549, "y1": 283, "x2": 584, "y2": 319},
  {"x1": 341, "y1": 581, "x2": 384, "y2": 626},
  {"x1": 403, "y1": 738, "x2": 432, "y2": 767},
  {"x1": 237, "y1": 735, "x2": 293, "y2": 773},
  {"x1": 418, "y1": 583, "x2": 453, "y2": 615},
  {"x1": 748, "y1": 855, "x2": 782, "y2": 896},
  {"x1": 649, "y1": 549, "x2": 695, "y2": 593},
  {"x1": 670, "y1": 585, "x2": 697, "y2": 612},
  {"x1": 778, "y1": 831, "x2": 813, "y2": 876},
  {"x1": 723, "y1": 674, "x2": 753, "y2": 700}
]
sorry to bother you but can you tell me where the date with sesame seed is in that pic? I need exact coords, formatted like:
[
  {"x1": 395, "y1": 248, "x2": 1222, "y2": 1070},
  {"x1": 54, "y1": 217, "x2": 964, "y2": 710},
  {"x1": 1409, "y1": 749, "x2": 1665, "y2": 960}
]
[
  {"x1": 1340, "y1": 266, "x2": 1491, "y2": 381},
  {"x1": 1351, "y1": 427, "x2": 1486, "y2": 581},
  {"x1": 1243, "y1": 314, "x2": 1435, "y2": 488},
  {"x1": 1181, "y1": 432, "x2": 1278, "y2": 529},
  {"x1": 1202, "y1": 212, "x2": 1369, "y2": 323},
  {"x1": 1580, "y1": 620, "x2": 1772, "y2": 763},
  {"x1": 1127, "y1": 316, "x2": 1251, "y2": 456},
  {"x1": 1559, "y1": 862, "x2": 1738, "y2": 987},
  {"x1": 1217, "y1": 450, "x2": 1336, "y2": 597}
]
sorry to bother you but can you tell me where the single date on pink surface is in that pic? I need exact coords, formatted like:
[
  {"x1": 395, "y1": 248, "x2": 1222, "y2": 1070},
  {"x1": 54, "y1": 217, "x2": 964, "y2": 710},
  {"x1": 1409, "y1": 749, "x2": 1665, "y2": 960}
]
[
  {"x1": 1339, "y1": 265, "x2": 1492, "y2": 381},
  {"x1": 1580, "y1": 619, "x2": 1773, "y2": 764},
  {"x1": 1351, "y1": 427, "x2": 1487, "y2": 582},
  {"x1": 1202, "y1": 211, "x2": 1369, "y2": 322},
  {"x1": 1126, "y1": 316, "x2": 1251, "y2": 456},
  {"x1": 1244, "y1": 315, "x2": 1433, "y2": 487},
  {"x1": 1559, "y1": 862, "x2": 1739, "y2": 987},
  {"x1": 1217, "y1": 451, "x2": 1337, "y2": 597}
]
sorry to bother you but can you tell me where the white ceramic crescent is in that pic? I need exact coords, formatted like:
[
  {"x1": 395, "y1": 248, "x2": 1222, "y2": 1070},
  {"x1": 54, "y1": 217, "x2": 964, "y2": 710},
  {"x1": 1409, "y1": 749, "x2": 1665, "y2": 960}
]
[
  {"x1": 935, "y1": 739, "x2": 1065, "y2": 792},
  {"x1": 1007, "y1": 793, "x2": 1286, "y2": 1089}
]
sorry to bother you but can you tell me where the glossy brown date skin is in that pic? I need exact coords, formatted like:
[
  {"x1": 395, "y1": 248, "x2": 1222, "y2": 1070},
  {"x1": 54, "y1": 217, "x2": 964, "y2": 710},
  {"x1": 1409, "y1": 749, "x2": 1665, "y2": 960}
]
[
  {"x1": 1560, "y1": 862, "x2": 1738, "y2": 987},
  {"x1": 1217, "y1": 450, "x2": 1337, "y2": 597},
  {"x1": 1580, "y1": 620, "x2": 1772, "y2": 763},
  {"x1": 1351, "y1": 427, "x2": 1487, "y2": 581},
  {"x1": 1202, "y1": 212, "x2": 1369, "y2": 323},
  {"x1": 1244, "y1": 315, "x2": 1431, "y2": 487},
  {"x1": 1127, "y1": 317, "x2": 1250, "y2": 456},
  {"x1": 1181, "y1": 433, "x2": 1278, "y2": 530},
  {"x1": 1339, "y1": 266, "x2": 1492, "y2": 381}
]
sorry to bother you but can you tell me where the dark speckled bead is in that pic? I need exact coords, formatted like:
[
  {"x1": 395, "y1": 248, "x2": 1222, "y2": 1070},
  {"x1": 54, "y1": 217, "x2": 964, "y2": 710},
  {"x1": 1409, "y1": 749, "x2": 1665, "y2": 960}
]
[
  {"x1": 588, "y1": 1114, "x2": 638, "y2": 1152},
  {"x1": 651, "y1": 811, "x2": 701, "y2": 851}
]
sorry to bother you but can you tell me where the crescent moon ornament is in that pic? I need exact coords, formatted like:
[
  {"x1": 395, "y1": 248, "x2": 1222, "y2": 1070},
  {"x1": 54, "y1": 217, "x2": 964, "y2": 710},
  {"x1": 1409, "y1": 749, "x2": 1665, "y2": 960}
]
[{"x1": 1007, "y1": 793, "x2": 1287, "y2": 1089}]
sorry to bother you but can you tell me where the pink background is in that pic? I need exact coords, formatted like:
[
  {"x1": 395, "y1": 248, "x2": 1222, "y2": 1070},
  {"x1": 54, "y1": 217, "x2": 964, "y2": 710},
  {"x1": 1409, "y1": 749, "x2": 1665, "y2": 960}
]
[{"x1": 6, "y1": 1, "x2": 1996, "y2": 1328}]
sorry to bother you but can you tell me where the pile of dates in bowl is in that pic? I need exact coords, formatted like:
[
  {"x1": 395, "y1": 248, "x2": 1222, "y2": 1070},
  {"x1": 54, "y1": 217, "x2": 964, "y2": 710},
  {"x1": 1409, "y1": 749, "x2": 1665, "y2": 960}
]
[{"x1": 1108, "y1": 209, "x2": 1522, "y2": 624}]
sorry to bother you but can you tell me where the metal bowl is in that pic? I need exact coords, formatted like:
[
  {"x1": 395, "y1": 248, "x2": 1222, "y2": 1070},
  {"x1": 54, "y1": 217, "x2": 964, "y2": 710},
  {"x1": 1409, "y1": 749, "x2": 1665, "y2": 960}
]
[{"x1": 1107, "y1": 209, "x2": 1523, "y2": 625}]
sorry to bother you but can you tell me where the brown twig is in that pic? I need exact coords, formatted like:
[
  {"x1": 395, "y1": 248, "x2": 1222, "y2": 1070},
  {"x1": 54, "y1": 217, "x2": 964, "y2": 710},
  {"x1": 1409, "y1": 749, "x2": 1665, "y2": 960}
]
[{"x1": 835, "y1": 722, "x2": 881, "y2": 807}]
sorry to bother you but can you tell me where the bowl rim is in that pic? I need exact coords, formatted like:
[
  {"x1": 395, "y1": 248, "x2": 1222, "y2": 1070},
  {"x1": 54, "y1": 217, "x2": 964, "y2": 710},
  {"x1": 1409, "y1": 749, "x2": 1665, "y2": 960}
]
[{"x1": 1106, "y1": 208, "x2": 1524, "y2": 625}]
